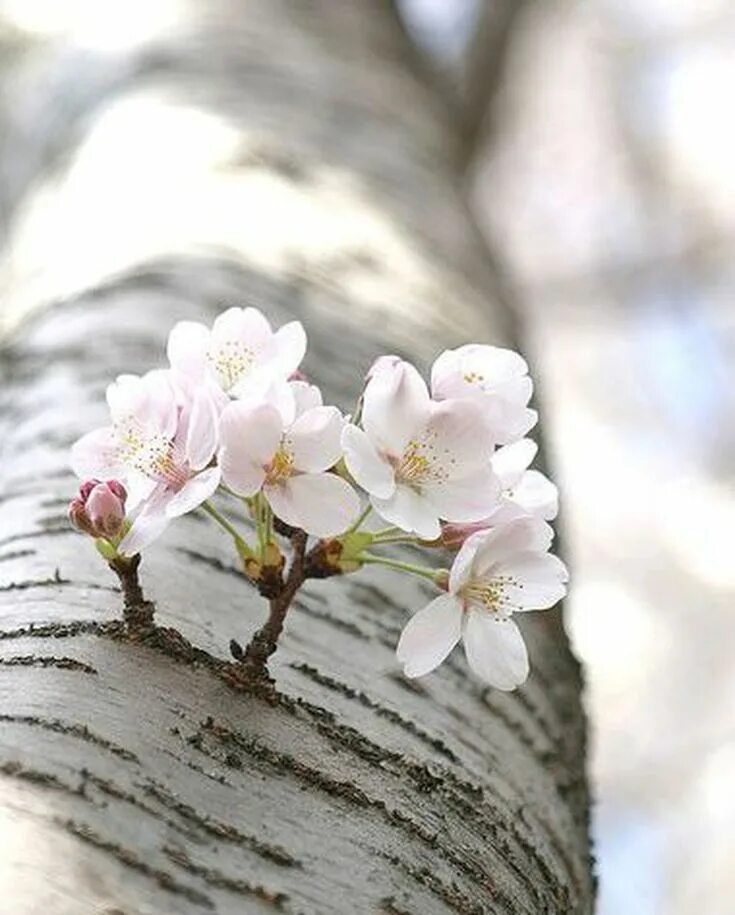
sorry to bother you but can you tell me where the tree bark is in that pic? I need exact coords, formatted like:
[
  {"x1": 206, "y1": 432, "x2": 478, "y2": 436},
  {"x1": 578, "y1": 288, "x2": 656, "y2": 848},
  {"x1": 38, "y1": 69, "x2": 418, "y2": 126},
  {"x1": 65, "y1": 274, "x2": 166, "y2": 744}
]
[{"x1": 0, "y1": 2, "x2": 593, "y2": 913}]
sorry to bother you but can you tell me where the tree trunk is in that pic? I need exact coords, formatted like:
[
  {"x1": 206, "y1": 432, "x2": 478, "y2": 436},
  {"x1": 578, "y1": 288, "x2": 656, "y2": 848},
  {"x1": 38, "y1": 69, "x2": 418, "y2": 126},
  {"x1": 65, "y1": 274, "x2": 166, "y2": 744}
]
[{"x1": 0, "y1": 2, "x2": 593, "y2": 913}]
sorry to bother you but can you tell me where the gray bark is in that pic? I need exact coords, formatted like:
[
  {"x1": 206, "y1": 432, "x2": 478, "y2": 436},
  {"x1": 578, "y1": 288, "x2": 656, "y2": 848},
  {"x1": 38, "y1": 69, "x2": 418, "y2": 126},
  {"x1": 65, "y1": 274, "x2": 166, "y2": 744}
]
[{"x1": 0, "y1": 2, "x2": 593, "y2": 913}]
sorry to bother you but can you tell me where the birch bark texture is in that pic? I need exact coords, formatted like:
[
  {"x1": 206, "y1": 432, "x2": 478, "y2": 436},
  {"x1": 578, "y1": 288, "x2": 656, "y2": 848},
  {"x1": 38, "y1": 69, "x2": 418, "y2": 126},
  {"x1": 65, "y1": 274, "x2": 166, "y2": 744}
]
[{"x1": 0, "y1": 2, "x2": 594, "y2": 913}]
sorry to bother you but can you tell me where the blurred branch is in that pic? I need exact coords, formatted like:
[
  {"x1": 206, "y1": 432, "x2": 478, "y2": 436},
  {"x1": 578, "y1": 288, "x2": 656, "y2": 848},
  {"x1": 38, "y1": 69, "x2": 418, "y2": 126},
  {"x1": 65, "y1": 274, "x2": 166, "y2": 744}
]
[{"x1": 459, "y1": 0, "x2": 531, "y2": 165}]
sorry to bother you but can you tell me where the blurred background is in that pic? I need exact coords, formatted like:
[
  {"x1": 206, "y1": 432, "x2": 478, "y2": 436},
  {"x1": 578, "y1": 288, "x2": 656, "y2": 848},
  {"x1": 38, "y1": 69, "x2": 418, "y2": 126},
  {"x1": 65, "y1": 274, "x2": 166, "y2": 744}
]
[{"x1": 0, "y1": 1, "x2": 733, "y2": 912}]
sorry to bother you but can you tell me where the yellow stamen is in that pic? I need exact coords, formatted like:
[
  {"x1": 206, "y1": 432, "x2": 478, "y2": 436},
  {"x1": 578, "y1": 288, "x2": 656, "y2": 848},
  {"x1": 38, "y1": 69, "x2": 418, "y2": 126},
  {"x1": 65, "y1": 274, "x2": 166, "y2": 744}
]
[
  {"x1": 208, "y1": 340, "x2": 255, "y2": 391},
  {"x1": 265, "y1": 445, "x2": 294, "y2": 485},
  {"x1": 461, "y1": 575, "x2": 521, "y2": 619}
]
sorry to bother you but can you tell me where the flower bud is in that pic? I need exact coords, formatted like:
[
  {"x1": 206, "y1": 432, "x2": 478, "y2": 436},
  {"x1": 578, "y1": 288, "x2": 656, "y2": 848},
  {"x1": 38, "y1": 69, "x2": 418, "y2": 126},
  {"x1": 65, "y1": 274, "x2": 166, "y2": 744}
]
[
  {"x1": 69, "y1": 480, "x2": 127, "y2": 539},
  {"x1": 439, "y1": 520, "x2": 490, "y2": 550}
]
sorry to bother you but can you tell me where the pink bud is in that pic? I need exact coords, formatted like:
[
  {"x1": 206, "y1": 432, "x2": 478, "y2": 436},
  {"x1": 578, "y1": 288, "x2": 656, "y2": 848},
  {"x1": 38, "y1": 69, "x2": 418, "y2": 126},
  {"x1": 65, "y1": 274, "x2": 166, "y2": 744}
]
[
  {"x1": 440, "y1": 520, "x2": 491, "y2": 550},
  {"x1": 69, "y1": 480, "x2": 127, "y2": 539}
]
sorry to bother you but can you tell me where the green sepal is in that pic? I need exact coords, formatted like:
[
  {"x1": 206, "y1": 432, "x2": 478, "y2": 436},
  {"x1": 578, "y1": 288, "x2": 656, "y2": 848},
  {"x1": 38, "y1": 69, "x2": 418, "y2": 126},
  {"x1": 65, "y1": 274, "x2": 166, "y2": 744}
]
[
  {"x1": 95, "y1": 538, "x2": 118, "y2": 561},
  {"x1": 340, "y1": 531, "x2": 373, "y2": 561}
]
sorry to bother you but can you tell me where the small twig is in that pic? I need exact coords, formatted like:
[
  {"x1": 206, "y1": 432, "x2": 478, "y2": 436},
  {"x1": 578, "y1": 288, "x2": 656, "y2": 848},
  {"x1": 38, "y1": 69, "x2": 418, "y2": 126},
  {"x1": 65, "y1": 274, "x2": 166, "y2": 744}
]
[
  {"x1": 109, "y1": 554, "x2": 155, "y2": 632},
  {"x1": 240, "y1": 530, "x2": 308, "y2": 681}
]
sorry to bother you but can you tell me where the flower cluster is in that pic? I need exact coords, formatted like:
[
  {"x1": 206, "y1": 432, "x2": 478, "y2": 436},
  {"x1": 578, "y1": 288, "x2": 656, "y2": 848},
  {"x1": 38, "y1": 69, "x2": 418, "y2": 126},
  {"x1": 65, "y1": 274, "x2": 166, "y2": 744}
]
[{"x1": 69, "y1": 307, "x2": 567, "y2": 688}]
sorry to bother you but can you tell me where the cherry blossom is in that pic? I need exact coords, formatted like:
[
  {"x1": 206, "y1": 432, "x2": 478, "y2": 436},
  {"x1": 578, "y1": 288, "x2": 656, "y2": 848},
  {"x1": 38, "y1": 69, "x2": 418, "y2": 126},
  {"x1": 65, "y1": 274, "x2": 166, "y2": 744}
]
[
  {"x1": 431, "y1": 344, "x2": 537, "y2": 445},
  {"x1": 68, "y1": 480, "x2": 127, "y2": 539},
  {"x1": 396, "y1": 517, "x2": 567, "y2": 689},
  {"x1": 491, "y1": 438, "x2": 558, "y2": 521},
  {"x1": 70, "y1": 370, "x2": 221, "y2": 554},
  {"x1": 66, "y1": 302, "x2": 567, "y2": 688},
  {"x1": 440, "y1": 439, "x2": 558, "y2": 547},
  {"x1": 167, "y1": 306, "x2": 306, "y2": 401},
  {"x1": 341, "y1": 359, "x2": 500, "y2": 540},
  {"x1": 218, "y1": 399, "x2": 359, "y2": 537}
]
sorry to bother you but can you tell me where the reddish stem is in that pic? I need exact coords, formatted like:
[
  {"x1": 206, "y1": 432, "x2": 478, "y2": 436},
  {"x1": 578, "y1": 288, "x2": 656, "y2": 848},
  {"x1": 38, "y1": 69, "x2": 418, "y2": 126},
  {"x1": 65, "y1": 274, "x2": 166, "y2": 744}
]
[
  {"x1": 240, "y1": 530, "x2": 308, "y2": 680},
  {"x1": 109, "y1": 554, "x2": 155, "y2": 631}
]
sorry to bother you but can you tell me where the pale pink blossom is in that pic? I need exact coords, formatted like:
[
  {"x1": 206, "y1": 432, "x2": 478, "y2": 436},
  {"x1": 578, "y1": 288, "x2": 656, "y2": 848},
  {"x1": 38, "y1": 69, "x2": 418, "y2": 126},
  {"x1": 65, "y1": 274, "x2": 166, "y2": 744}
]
[
  {"x1": 68, "y1": 480, "x2": 127, "y2": 539},
  {"x1": 491, "y1": 439, "x2": 558, "y2": 521},
  {"x1": 440, "y1": 439, "x2": 558, "y2": 547},
  {"x1": 397, "y1": 517, "x2": 568, "y2": 689},
  {"x1": 431, "y1": 344, "x2": 537, "y2": 445},
  {"x1": 341, "y1": 359, "x2": 500, "y2": 540},
  {"x1": 218, "y1": 399, "x2": 359, "y2": 537},
  {"x1": 167, "y1": 306, "x2": 306, "y2": 400},
  {"x1": 71, "y1": 370, "x2": 221, "y2": 554}
]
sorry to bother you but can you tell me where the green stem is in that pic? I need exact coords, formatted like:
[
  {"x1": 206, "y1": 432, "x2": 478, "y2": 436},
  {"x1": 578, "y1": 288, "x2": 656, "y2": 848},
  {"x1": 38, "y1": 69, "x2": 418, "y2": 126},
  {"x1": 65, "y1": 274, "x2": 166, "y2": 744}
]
[
  {"x1": 351, "y1": 394, "x2": 364, "y2": 427},
  {"x1": 346, "y1": 502, "x2": 372, "y2": 535},
  {"x1": 201, "y1": 501, "x2": 253, "y2": 556},
  {"x1": 255, "y1": 493, "x2": 266, "y2": 557},
  {"x1": 372, "y1": 526, "x2": 401, "y2": 538},
  {"x1": 359, "y1": 553, "x2": 445, "y2": 584},
  {"x1": 371, "y1": 533, "x2": 419, "y2": 545},
  {"x1": 263, "y1": 500, "x2": 274, "y2": 549}
]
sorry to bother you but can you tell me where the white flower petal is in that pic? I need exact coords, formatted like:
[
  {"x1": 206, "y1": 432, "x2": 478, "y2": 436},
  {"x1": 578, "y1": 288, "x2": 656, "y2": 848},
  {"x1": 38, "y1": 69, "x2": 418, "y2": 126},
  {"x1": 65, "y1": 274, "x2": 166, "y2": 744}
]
[
  {"x1": 290, "y1": 380, "x2": 322, "y2": 416},
  {"x1": 431, "y1": 344, "x2": 528, "y2": 400},
  {"x1": 70, "y1": 426, "x2": 124, "y2": 479},
  {"x1": 124, "y1": 471, "x2": 158, "y2": 511},
  {"x1": 471, "y1": 517, "x2": 554, "y2": 577},
  {"x1": 431, "y1": 345, "x2": 536, "y2": 445},
  {"x1": 166, "y1": 466, "x2": 222, "y2": 518},
  {"x1": 273, "y1": 321, "x2": 307, "y2": 377},
  {"x1": 463, "y1": 614, "x2": 529, "y2": 690},
  {"x1": 396, "y1": 594, "x2": 463, "y2": 678},
  {"x1": 185, "y1": 391, "x2": 219, "y2": 471},
  {"x1": 423, "y1": 464, "x2": 501, "y2": 524},
  {"x1": 118, "y1": 488, "x2": 172, "y2": 556},
  {"x1": 212, "y1": 306, "x2": 272, "y2": 351},
  {"x1": 449, "y1": 530, "x2": 488, "y2": 594},
  {"x1": 495, "y1": 552, "x2": 568, "y2": 611},
  {"x1": 492, "y1": 439, "x2": 537, "y2": 490},
  {"x1": 341, "y1": 424, "x2": 395, "y2": 499},
  {"x1": 266, "y1": 473, "x2": 360, "y2": 536},
  {"x1": 362, "y1": 359, "x2": 430, "y2": 455},
  {"x1": 512, "y1": 470, "x2": 559, "y2": 521},
  {"x1": 167, "y1": 320, "x2": 209, "y2": 381},
  {"x1": 424, "y1": 398, "x2": 496, "y2": 470},
  {"x1": 371, "y1": 485, "x2": 440, "y2": 540},
  {"x1": 288, "y1": 406, "x2": 344, "y2": 473},
  {"x1": 106, "y1": 374, "x2": 144, "y2": 420},
  {"x1": 142, "y1": 370, "x2": 180, "y2": 439},
  {"x1": 218, "y1": 402, "x2": 281, "y2": 496},
  {"x1": 367, "y1": 354, "x2": 402, "y2": 380},
  {"x1": 236, "y1": 378, "x2": 297, "y2": 426}
]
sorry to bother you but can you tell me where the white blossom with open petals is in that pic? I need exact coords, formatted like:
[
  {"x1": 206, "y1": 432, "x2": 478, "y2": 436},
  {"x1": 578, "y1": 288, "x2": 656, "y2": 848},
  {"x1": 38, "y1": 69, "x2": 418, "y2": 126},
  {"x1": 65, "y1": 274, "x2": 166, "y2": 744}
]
[
  {"x1": 396, "y1": 517, "x2": 568, "y2": 689},
  {"x1": 341, "y1": 359, "x2": 500, "y2": 540},
  {"x1": 167, "y1": 306, "x2": 306, "y2": 401},
  {"x1": 431, "y1": 344, "x2": 537, "y2": 445},
  {"x1": 440, "y1": 440, "x2": 558, "y2": 547},
  {"x1": 70, "y1": 369, "x2": 221, "y2": 554},
  {"x1": 492, "y1": 439, "x2": 558, "y2": 521},
  {"x1": 218, "y1": 399, "x2": 359, "y2": 537}
]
